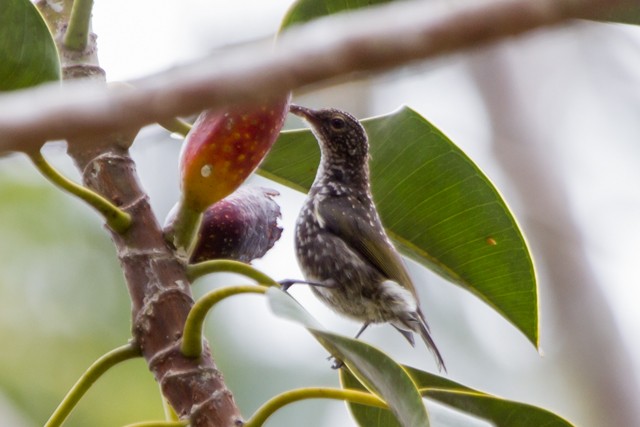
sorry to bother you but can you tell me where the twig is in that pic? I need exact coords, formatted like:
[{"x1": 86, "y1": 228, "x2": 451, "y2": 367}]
[
  {"x1": 64, "y1": 0, "x2": 94, "y2": 51},
  {"x1": 44, "y1": 342, "x2": 141, "y2": 427},
  {"x1": 181, "y1": 285, "x2": 269, "y2": 358},
  {"x1": 186, "y1": 259, "x2": 280, "y2": 285},
  {"x1": 244, "y1": 387, "x2": 387, "y2": 427},
  {"x1": 29, "y1": 150, "x2": 132, "y2": 233},
  {"x1": 0, "y1": 0, "x2": 633, "y2": 152}
]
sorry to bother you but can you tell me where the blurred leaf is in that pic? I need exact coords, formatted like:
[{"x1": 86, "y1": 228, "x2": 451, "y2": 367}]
[
  {"x1": 341, "y1": 366, "x2": 574, "y2": 427},
  {"x1": 280, "y1": 0, "x2": 394, "y2": 30},
  {"x1": 266, "y1": 288, "x2": 429, "y2": 427},
  {"x1": 599, "y1": 5, "x2": 640, "y2": 25},
  {"x1": 0, "y1": 0, "x2": 60, "y2": 91},
  {"x1": 260, "y1": 106, "x2": 538, "y2": 347}
]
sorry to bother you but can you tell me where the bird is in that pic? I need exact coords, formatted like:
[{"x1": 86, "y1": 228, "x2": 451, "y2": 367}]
[{"x1": 288, "y1": 104, "x2": 446, "y2": 372}]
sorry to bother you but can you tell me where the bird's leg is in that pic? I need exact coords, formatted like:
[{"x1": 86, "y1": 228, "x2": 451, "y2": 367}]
[
  {"x1": 278, "y1": 279, "x2": 336, "y2": 292},
  {"x1": 354, "y1": 322, "x2": 370, "y2": 339},
  {"x1": 330, "y1": 357, "x2": 345, "y2": 370},
  {"x1": 329, "y1": 322, "x2": 371, "y2": 370}
]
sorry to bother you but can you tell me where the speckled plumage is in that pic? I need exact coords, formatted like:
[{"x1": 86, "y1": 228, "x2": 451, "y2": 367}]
[{"x1": 290, "y1": 105, "x2": 446, "y2": 372}]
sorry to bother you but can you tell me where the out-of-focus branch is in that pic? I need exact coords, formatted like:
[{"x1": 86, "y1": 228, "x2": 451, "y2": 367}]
[
  {"x1": 468, "y1": 45, "x2": 640, "y2": 427},
  {"x1": 0, "y1": 0, "x2": 634, "y2": 152}
]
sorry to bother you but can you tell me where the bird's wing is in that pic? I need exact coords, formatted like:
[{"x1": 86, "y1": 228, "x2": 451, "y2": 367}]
[{"x1": 317, "y1": 196, "x2": 417, "y2": 294}]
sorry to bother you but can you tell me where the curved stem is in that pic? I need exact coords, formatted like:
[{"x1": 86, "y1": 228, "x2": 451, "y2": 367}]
[
  {"x1": 45, "y1": 342, "x2": 141, "y2": 427},
  {"x1": 122, "y1": 421, "x2": 188, "y2": 427},
  {"x1": 29, "y1": 151, "x2": 132, "y2": 233},
  {"x1": 157, "y1": 117, "x2": 192, "y2": 138},
  {"x1": 164, "y1": 201, "x2": 202, "y2": 259},
  {"x1": 181, "y1": 285, "x2": 268, "y2": 358},
  {"x1": 63, "y1": 0, "x2": 94, "y2": 51},
  {"x1": 186, "y1": 259, "x2": 279, "y2": 286},
  {"x1": 245, "y1": 387, "x2": 387, "y2": 427}
]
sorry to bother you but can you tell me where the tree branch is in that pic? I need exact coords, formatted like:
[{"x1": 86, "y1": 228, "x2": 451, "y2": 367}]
[
  {"x1": 35, "y1": 0, "x2": 244, "y2": 425},
  {"x1": 0, "y1": 0, "x2": 633, "y2": 152}
]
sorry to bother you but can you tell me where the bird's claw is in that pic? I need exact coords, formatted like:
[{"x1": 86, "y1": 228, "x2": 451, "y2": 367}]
[
  {"x1": 327, "y1": 355, "x2": 345, "y2": 370},
  {"x1": 278, "y1": 279, "x2": 296, "y2": 292}
]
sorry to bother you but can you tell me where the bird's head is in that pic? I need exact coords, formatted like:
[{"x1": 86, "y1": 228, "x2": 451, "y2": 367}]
[{"x1": 290, "y1": 105, "x2": 369, "y2": 169}]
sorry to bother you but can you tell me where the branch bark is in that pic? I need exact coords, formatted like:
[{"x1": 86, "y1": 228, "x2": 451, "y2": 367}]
[
  {"x1": 68, "y1": 135, "x2": 242, "y2": 426},
  {"x1": 2, "y1": 0, "x2": 635, "y2": 152},
  {"x1": 467, "y1": 44, "x2": 640, "y2": 426}
]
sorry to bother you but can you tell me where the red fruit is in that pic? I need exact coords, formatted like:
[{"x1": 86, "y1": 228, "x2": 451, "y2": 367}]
[
  {"x1": 190, "y1": 187, "x2": 282, "y2": 264},
  {"x1": 180, "y1": 95, "x2": 290, "y2": 212}
]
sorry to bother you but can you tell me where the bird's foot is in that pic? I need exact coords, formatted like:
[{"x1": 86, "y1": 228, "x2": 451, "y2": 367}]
[
  {"x1": 328, "y1": 355, "x2": 345, "y2": 370},
  {"x1": 277, "y1": 279, "x2": 296, "y2": 292}
]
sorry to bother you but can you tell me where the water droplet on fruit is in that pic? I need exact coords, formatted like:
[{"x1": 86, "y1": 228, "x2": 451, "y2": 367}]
[{"x1": 201, "y1": 164, "x2": 213, "y2": 177}]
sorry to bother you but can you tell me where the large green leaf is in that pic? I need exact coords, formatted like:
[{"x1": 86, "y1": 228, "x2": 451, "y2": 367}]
[
  {"x1": 341, "y1": 366, "x2": 574, "y2": 427},
  {"x1": 280, "y1": 0, "x2": 394, "y2": 30},
  {"x1": 259, "y1": 106, "x2": 538, "y2": 347},
  {"x1": 0, "y1": 0, "x2": 60, "y2": 91},
  {"x1": 266, "y1": 288, "x2": 430, "y2": 427}
]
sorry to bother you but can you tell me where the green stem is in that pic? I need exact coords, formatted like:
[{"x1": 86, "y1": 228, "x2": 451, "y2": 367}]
[
  {"x1": 158, "y1": 117, "x2": 192, "y2": 138},
  {"x1": 181, "y1": 285, "x2": 268, "y2": 358},
  {"x1": 30, "y1": 151, "x2": 132, "y2": 233},
  {"x1": 122, "y1": 422, "x2": 187, "y2": 427},
  {"x1": 187, "y1": 259, "x2": 279, "y2": 286},
  {"x1": 165, "y1": 201, "x2": 202, "y2": 259},
  {"x1": 45, "y1": 342, "x2": 141, "y2": 427},
  {"x1": 245, "y1": 387, "x2": 387, "y2": 427},
  {"x1": 160, "y1": 386, "x2": 180, "y2": 421},
  {"x1": 63, "y1": 0, "x2": 94, "y2": 51}
]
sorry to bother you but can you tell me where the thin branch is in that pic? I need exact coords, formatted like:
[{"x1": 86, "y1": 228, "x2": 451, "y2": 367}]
[
  {"x1": 164, "y1": 200, "x2": 203, "y2": 259},
  {"x1": 181, "y1": 285, "x2": 268, "y2": 358},
  {"x1": 186, "y1": 259, "x2": 280, "y2": 286},
  {"x1": 44, "y1": 342, "x2": 141, "y2": 427},
  {"x1": 29, "y1": 150, "x2": 132, "y2": 233},
  {"x1": 64, "y1": 0, "x2": 94, "y2": 51},
  {"x1": 0, "y1": 0, "x2": 633, "y2": 152},
  {"x1": 244, "y1": 387, "x2": 387, "y2": 427}
]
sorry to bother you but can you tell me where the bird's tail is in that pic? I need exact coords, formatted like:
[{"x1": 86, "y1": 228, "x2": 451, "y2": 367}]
[{"x1": 414, "y1": 310, "x2": 446, "y2": 373}]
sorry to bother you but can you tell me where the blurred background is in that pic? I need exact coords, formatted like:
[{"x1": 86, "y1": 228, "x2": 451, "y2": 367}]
[{"x1": 1, "y1": 0, "x2": 639, "y2": 426}]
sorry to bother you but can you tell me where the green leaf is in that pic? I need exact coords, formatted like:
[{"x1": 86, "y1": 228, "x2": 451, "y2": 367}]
[
  {"x1": 0, "y1": 0, "x2": 60, "y2": 91},
  {"x1": 341, "y1": 366, "x2": 575, "y2": 427},
  {"x1": 424, "y1": 390, "x2": 574, "y2": 427},
  {"x1": 259, "y1": 106, "x2": 538, "y2": 347},
  {"x1": 266, "y1": 288, "x2": 430, "y2": 427},
  {"x1": 280, "y1": 0, "x2": 394, "y2": 30},
  {"x1": 598, "y1": 5, "x2": 640, "y2": 25}
]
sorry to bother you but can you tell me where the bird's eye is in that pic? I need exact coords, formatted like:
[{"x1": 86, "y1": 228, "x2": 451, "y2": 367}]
[{"x1": 329, "y1": 116, "x2": 346, "y2": 131}]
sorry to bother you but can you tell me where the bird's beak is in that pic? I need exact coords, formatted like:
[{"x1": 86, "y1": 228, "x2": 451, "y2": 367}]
[{"x1": 290, "y1": 104, "x2": 321, "y2": 127}]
